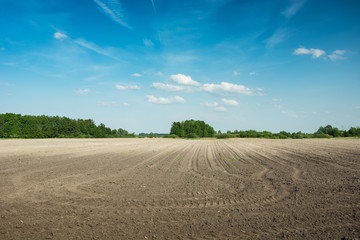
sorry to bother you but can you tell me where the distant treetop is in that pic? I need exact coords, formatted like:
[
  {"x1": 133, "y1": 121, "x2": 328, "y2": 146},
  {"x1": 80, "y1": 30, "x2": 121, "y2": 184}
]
[{"x1": 170, "y1": 120, "x2": 215, "y2": 138}]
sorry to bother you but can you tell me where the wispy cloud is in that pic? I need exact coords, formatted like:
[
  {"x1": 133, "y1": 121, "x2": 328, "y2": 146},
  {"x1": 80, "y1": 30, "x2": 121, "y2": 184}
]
[
  {"x1": 282, "y1": 0, "x2": 307, "y2": 19},
  {"x1": 273, "y1": 104, "x2": 283, "y2": 109},
  {"x1": 75, "y1": 88, "x2": 91, "y2": 95},
  {"x1": 93, "y1": 0, "x2": 131, "y2": 29},
  {"x1": 98, "y1": 101, "x2": 120, "y2": 107},
  {"x1": 215, "y1": 107, "x2": 227, "y2": 112},
  {"x1": 143, "y1": 39, "x2": 154, "y2": 47},
  {"x1": 281, "y1": 110, "x2": 298, "y2": 118},
  {"x1": 155, "y1": 72, "x2": 163, "y2": 76},
  {"x1": 3, "y1": 82, "x2": 15, "y2": 87},
  {"x1": 266, "y1": 28, "x2": 288, "y2": 49},
  {"x1": 74, "y1": 38, "x2": 113, "y2": 57},
  {"x1": 97, "y1": 101, "x2": 129, "y2": 107},
  {"x1": 146, "y1": 95, "x2": 185, "y2": 104},
  {"x1": 328, "y1": 50, "x2": 347, "y2": 61},
  {"x1": 54, "y1": 32, "x2": 68, "y2": 39},
  {"x1": 203, "y1": 102, "x2": 219, "y2": 107},
  {"x1": 202, "y1": 82, "x2": 259, "y2": 96},
  {"x1": 203, "y1": 101, "x2": 227, "y2": 111},
  {"x1": 131, "y1": 73, "x2": 143, "y2": 77},
  {"x1": 221, "y1": 98, "x2": 239, "y2": 106},
  {"x1": 168, "y1": 74, "x2": 201, "y2": 86},
  {"x1": 150, "y1": 0, "x2": 157, "y2": 14},
  {"x1": 0, "y1": 62, "x2": 17, "y2": 66},
  {"x1": 53, "y1": 31, "x2": 121, "y2": 60},
  {"x1": 233, "y1": 71, "x2": 239, "y2": 76},
  {"x1": 1, "y1": 47, "x2": 6, "y2": 51},
  {"x1": 115, "y1": 84, "x2": 140, "y2": 90},
  {"x1": 270, "y1": 99, "x2": 283, "y2": 109},
  {"x1": 249, "y1": 72, "x2": 256, "y2": 76}
]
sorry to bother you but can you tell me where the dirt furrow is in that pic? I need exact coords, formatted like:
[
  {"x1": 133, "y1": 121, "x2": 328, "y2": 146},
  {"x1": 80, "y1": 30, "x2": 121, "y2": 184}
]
[{"x1": 0, "y1": 138, "x2": 359, "y2": 240}]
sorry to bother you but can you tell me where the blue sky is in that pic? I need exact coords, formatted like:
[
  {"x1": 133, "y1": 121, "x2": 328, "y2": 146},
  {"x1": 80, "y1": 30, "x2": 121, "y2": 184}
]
[{"x1": 1, "y1": 0, "x2": 359, "y2": 133}]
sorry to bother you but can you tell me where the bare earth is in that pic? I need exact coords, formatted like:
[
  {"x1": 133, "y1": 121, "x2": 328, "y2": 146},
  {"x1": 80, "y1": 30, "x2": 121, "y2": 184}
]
[{"x1": 0, "y1": 138, "x2": 359, "y2": 239}]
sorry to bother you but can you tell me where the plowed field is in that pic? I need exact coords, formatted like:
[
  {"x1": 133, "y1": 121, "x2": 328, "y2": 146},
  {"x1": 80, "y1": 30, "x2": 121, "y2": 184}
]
[{"x1": 0, "y1": 138, "x2": 359, "y2": 239}]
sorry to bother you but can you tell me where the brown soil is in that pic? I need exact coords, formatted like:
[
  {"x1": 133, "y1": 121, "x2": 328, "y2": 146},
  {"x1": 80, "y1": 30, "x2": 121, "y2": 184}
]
[{"x1": 0, "y1": 138, "x2": 359, "y2": 239}]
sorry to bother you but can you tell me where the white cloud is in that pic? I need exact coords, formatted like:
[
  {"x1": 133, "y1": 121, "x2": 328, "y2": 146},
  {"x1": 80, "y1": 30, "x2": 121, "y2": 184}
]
[
  {"x1": 202, "y1": 82, "x2": 256, "y2": 96},
  {"x1": 249, "y1": 72, "x2": 256, "y2": 75},
  {"x1": 123, "y1": 102, "x2": 129, "y2": 106},
  {"x1": 146, "y1": 95, "x2": 170, "y2": 104},
  {"x1": 93, "y1": 0, "x2": 131, "y2": 29},
  {"x1": 131, "y1": 73, "x2": 143, "y2": 77},
  {"x1": 155, "y1": 72, "x2": 163, "y2": 76},
  {"x1": 174, "y1": 96, "x2": 185, "y2": 103},
  {"x1": 215, "y1": 107, "x2": 227, "y2": 112},
  {"x1": 328, "y1": 50, "x2": 346, "y2": 61},
  {"x1": 75, "y1": 88, "x2": 91, "y2": 95},
  {"x1": 354, "y1": 106, "x2": 360, "y2": 110},
  {"x1": 143, "y1": 39, "x2": 154, "y2": 47},
  {"x1": 54, "y1": 32, "x2": 68, "y2": 39},
  {"x1": 168, "y1": 74, "x2": 200, "y2": 86},
  {"x1": 282, "y1": 0, "x2": 307, "y2": 19},
  {"x1": 0, "y1": 48, "x2": 5, "y2": 51},
  {"x1": 293, "y1": 47, "x2": 326, "y2": 58},
  {"x1": 146, "y1": 95, "x2": 185, "y2": 104},
  {"x1": 152, "y1": 83, "x2": 186, "y2": 91},
  {"x1": 233, "y1": 71, "x2": 239, "y2": 76},
  {"x1": 203, "y1": 102, "x2": 219, "y2": 107},
  {"x1": 293, "y1": 47, "x2": 310, "y2": 55},
  {"x1": 310, "y1": 49, "x2": 326, "y2": 58},
  {"x1": 115, "y1": 84, "x2": 140, "y2": 90},
  {"x1": 294, "y1": 47, "x2": 348, "y2": 61},
  {"x1": 221, "y1": 98, "x2": 239, "y2": 106}
]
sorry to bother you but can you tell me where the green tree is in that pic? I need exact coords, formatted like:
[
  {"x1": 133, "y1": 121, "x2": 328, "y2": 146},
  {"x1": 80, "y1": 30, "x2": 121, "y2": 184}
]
[
  {"x1": 170, "y1": 120, "x2": 215, "y2": 138},
  {"x1": 117, "y1": 128, "x2": 129, "y2": 136}
]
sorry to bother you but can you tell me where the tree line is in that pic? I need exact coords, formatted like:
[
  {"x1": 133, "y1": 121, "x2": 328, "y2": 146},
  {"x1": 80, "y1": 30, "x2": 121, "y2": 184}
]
[
  {"x1": 1, "y1": 113, "x2": 359, "y2": 139},
  {"x1": 218, "y1": 124, "x2": 360, "y2": 139},
  {"x1": 0, "y1": 113, "x2": 134, "y2": 138}
]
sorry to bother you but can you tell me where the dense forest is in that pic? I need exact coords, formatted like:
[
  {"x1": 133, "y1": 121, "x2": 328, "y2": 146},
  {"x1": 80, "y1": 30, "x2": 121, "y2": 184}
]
[
  {"x1": 0, "y1": 113, "x2": 134, "y2": 138},
  {"x1": 170, "y1": 120, "x2": 216, "y2": 138}
]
